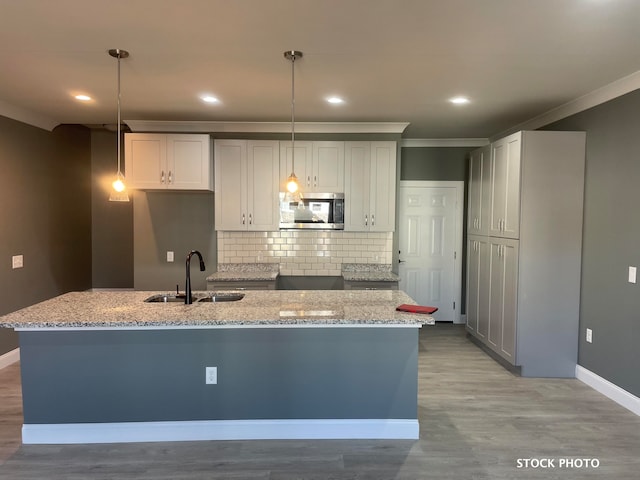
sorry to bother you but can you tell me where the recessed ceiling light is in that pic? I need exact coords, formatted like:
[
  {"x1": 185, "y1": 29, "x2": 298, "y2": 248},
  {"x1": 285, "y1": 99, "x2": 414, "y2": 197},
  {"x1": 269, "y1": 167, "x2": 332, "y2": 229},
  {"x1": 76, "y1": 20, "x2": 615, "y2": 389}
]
[
  {"x1": 201, "y1": 95, "x2": 220, "y2": 104},
  {"x1": 326, "y1": 96, "x2": 344, "y2": 104},
  {"x1": 74, "y1": 94, "x2": 92, "y2": 101},
  {"x1": 449, "y1": 96, "x2": 470, "y2": 105}
]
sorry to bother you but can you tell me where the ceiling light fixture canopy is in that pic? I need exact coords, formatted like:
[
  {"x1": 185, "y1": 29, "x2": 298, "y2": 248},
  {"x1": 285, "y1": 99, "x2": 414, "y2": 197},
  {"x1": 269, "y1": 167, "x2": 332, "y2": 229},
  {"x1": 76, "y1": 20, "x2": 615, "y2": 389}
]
[
  {"x1": 108, "y1": 48, "x2": 130, "y2": 202},
  {"x1": 284, "y1": 50, "x2": 302, "y2": 197}
]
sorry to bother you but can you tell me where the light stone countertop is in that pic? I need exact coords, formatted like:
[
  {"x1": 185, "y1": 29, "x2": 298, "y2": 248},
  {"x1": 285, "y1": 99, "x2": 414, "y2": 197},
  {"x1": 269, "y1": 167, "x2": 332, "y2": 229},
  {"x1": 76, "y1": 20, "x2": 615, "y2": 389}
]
[
  {"x1": 341, "y1": 263, "x2": 400, "y2": 282},
  {"x1": 0, "y1": 290, "x2": 429, "y2": 329},
  {"x1": 206, "y1": 263, "x2": 279, "y2": 282}
]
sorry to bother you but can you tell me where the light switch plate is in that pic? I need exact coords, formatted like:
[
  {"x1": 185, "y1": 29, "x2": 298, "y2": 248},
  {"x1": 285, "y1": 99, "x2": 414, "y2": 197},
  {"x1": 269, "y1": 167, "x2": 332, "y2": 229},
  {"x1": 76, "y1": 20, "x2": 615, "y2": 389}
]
[
  {"x1": 586, "y1": 328, "x2": 593, "y2": 344},
  {"x1": 12, "y1": 255, "x2": 23, "y2": 269},
  {"x1": 629, "y1": 266, "x2": 637, "y2": 284},
  {"x1": 167, "y1": 251, "x2": 174, "y2": 262},
  {"x1": 205, "y1": 366, "x2": 217, "y2": 384}
]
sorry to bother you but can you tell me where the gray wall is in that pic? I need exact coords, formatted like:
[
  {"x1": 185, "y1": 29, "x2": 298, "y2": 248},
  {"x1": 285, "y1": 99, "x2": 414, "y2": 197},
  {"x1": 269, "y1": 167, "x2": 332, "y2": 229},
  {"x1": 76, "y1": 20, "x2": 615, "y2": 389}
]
[
  {"x1": 0, "y1": 117, "x2": 92, "y2": 355},
  {"x1": 20, "y1": 328, "x2": 418, "y2": 423},
  {"x1": 541, "y1": 89, "x2": 640, "y2": 397},
  {"x1": 91, "y1": 130, "x2": 134, "y2": 288},
  {"x1": 133, "y1": 190, "x2": 216, "y2": 291},
  {"x1": 400, "y1": 146, "x2": 472, "y2": 181}
]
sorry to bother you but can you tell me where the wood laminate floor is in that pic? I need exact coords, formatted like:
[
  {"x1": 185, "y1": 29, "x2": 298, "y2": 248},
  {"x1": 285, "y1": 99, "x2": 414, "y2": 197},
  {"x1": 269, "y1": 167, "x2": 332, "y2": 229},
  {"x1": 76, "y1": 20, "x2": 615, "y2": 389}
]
[{"x1": 0, "y1": 324, "x2": 638, "y2": 479}]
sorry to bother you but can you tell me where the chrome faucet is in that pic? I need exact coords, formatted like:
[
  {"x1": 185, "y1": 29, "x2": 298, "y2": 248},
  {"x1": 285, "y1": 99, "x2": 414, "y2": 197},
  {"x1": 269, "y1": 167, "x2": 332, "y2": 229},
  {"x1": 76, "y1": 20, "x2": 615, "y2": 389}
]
[{"x1": 185, "y1": 250, "x2": 206, "y2": 304}]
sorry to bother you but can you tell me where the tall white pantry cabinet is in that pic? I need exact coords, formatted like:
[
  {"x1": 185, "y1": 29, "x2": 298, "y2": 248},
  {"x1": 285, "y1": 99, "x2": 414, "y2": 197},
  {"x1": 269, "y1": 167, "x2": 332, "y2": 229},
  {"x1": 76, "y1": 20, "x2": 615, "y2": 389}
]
[{"x1": 466, "y1": 130, "x2": 586, "y2": 377}]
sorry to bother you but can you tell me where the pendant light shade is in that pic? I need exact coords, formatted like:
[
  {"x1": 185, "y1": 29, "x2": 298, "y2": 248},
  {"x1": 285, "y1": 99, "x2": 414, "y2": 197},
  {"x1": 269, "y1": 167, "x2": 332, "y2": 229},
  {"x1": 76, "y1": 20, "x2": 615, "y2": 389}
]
[
  {"x1": 108, "y1": 48, "x2": 130, "y2": 202},
  {"x1": 284, "y1": 50, "x2": 302, "y2": 198}
]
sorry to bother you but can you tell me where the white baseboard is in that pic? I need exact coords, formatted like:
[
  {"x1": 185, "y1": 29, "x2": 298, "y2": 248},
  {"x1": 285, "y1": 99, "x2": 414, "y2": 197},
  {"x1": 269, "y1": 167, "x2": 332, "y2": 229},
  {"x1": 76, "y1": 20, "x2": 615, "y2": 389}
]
[
  {"x1": 22, "y1": 418, "x2": 419, "y2": 445},
  {"x1": 0, "y1": 348, "x2": 19, "y2": 370},
  {"x1": 576, "y1": 365, "x2": 640, "y2": 416}
]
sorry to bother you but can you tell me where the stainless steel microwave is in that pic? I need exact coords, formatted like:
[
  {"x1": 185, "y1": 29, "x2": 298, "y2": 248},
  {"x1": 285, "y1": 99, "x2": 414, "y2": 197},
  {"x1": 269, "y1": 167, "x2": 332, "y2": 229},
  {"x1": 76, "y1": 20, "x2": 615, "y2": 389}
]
[{"x1": 279, "y1": 192, "x2": 345, "y2": 230}]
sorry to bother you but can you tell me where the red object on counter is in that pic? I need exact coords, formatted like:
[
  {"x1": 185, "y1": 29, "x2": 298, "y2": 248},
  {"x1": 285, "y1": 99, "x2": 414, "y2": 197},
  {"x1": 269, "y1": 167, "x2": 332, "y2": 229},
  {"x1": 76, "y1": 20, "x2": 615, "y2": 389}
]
[{"x1": 396, "y1": 304, "x2": 438, "y2": 314}]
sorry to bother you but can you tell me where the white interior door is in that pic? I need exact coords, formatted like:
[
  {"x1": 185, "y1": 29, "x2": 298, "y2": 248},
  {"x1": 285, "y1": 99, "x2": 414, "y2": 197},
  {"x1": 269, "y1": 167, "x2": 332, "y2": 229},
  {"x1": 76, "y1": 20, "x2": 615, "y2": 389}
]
[{"x1": 398, "y1": 181, "x2": 463, "y2": 323}]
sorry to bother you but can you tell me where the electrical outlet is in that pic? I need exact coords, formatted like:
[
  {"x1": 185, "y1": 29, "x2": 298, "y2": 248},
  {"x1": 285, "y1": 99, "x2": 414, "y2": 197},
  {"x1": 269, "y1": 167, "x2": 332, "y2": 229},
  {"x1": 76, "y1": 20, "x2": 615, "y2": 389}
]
[
  {"x1": 586, "y1": 328, "x2": 593, "y2": 344},
  {"x1": 205, "y1": 366, "x2": 217, "y2": 385},
  {"x1": 167, "y1": 251, "x2": 174, "y2": 262},
  {"x1": 12, "y1": 255, "x2": 24, "y2": 269}
]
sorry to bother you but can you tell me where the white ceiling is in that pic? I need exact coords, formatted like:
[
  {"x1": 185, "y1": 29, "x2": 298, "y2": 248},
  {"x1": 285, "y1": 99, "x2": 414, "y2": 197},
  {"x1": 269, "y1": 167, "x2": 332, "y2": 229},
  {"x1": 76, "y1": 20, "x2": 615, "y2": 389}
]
[{"x1": 1, "y1": 0, "x2": 640, "y2": 138}]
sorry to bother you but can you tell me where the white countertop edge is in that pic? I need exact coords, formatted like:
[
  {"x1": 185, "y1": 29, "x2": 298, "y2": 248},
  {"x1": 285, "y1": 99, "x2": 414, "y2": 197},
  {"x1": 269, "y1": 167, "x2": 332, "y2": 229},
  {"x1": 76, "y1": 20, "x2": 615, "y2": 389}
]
[{"x1": 15, "y1": 323, "x2": 425, "y2": 332}]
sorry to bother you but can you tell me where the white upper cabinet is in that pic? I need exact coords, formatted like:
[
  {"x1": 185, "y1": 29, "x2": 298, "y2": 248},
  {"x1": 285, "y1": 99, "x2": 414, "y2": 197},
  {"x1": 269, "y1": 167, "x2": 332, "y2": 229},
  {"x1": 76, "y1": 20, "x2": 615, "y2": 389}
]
[
  {"x1": 489, "y1": 132, "x2": 521, "y2": 238},
  {"x1": 125, "y1": 133, "x2": 212, "y2": 191},
  {"x1": 344, "y1": 141, "x2": 396, "y2": 232},
  {"x1": 279, "y1": 141, "x2": 344, "y2": 193},
  {"x1": 467, "y1": 145, "x2": 491, "y2": 236},
  {"x1": 214, "y1": 140, "x2": 279, "y2": 231}
]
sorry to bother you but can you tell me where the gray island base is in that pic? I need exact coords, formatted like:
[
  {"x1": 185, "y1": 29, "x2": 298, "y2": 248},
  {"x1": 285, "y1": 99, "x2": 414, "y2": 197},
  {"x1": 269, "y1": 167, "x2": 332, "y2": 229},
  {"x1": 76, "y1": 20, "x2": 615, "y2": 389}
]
[{"x1": 0, "y1": 290, "x2": 428, "y2": 444}]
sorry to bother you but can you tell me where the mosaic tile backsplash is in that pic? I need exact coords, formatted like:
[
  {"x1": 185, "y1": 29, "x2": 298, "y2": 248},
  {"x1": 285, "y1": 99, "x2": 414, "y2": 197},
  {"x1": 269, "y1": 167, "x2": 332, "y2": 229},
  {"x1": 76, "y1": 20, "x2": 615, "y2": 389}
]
[{"x1": 217, "y1": 231, "x2": 394, "y2": 276}]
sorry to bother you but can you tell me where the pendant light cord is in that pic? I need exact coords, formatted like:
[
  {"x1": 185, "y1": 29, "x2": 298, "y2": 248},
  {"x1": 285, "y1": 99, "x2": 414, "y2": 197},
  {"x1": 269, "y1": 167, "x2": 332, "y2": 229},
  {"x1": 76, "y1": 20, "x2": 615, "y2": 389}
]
[
  {"x1": 290, "y1": 52, "x2": 296, "y2": 173},
  {"x1": 116, "y1": 49, "x2": 122, "y2": 176}
]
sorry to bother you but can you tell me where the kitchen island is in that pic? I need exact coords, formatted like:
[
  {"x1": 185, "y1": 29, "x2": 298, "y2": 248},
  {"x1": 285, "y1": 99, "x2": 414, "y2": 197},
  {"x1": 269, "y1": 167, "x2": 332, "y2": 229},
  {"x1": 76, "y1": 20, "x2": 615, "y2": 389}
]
[{"x1": 0, "y1": 290, "x2": 428, "y2": 444}]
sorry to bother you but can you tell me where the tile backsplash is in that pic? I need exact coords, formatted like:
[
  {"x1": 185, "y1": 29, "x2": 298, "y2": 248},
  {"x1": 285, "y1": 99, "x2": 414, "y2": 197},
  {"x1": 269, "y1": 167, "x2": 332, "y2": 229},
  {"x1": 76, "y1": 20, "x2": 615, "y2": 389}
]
[{"x1": 218, "y1": 231, "x2": 393, "y2": 276}]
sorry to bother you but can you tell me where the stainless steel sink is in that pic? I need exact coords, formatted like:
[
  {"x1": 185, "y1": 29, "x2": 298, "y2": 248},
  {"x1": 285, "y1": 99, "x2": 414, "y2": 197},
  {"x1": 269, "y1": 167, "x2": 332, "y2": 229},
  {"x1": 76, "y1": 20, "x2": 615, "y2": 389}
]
[
  {"x1": 197, "y1": 292, "x2": 245, "y2": 302},
  {"x1": 144, "y1": 294, "x2": 189, "y2": 303},
  {"x1": 144, "y1": 292, "x2": 245, "y2": 303}
]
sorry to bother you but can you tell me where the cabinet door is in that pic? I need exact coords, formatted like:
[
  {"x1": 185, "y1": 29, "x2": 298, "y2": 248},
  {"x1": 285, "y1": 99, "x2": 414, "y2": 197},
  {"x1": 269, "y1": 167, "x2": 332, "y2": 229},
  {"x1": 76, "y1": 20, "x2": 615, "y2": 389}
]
[
  {"x1": 477, "y1": 237, "x2": 491, "y2": 341},
  {"x1": 214, "y1": 140, "x2": 247, "y2": 230},
  {"x1": 125, "y1": 133, "x2": 167, "y2": 189},
  {"x1": 279, "y1": 141, "x2": 312, "y2": 192},
  {"x1": 466, "y1": 235, "x2": 490, "y2": 340},
  {"x1": 167, "y1": 134, "x2": 212, "y2": 190},
  {"x1": 468, "y1": 145, "x2": 490, "y2": 235},
  {"x1": 344, "y1": 142, "x2": 371, "y2": 231},
  {"x1": 247, "y1": 141, "x2": 280, "y2": 231},
  {"x1": 311, "y1": 142, "x2": 344, "y2": 192},
  {"x1": 489, "y1": 133, "x2": 521, "y2": 238},
  {"x1": 500, "y1": 240, "x2": 518, "y2": 361},
  {"x1": 369, "y1": 142, "x2": 396, "y2": 232},
  {"x1": 466, "y1": 237, "x2": 480, "y2": 334},
  {"x1": 487, "y1": 237, "x2": 518, "y2": 363}
]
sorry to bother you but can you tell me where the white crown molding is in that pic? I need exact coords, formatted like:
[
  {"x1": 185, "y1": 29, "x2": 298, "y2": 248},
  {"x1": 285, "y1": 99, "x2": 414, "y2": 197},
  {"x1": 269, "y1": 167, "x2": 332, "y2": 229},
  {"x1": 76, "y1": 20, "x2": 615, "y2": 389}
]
[
  {"x1": 401, "y1": 138, "x2": 489, "y2": 148},
  {"x1": 125, "y1": 120, "x2": 410, "y2": 134},
  {"x1": 493, "y1": 69, "x2": 640, "y2": 140},
  {"x1": 0, "y1": 100, "x2": 58, "y2": 131}
]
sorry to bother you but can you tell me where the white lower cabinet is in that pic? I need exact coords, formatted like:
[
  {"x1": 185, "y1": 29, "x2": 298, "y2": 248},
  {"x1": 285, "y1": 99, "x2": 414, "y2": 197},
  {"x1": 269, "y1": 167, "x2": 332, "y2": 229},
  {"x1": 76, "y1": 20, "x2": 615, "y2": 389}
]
[
  {"x1": 214, "y1": 140, "x2": 280, "y2": 231},
  {"x1": 466, "y1": 235, "x2": 490, "y2": 341},
  {"x1": 487, "y1": 237, "x2": 518, "y2": 363}
]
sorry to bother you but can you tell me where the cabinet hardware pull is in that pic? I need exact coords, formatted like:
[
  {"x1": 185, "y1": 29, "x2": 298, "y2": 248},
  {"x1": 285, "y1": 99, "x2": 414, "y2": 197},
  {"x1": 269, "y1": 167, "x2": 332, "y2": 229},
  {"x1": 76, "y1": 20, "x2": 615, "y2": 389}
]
[
  {"x1": 307, "y1": 176, "x2": 311, "y2": 187},
  {"x1": 249, "y1": 213, "x2": 252, "y2": 225},
  {"x1": 365, "y1": 214, "x2": 368, "y2": 226},
  {"x1": 168, "y1": 171, "x2": 172, "y2": 184},
  {"x1": 242, "y1": 214, "x2": 245, "y2": 225},
  {"x1": 314, "y1": 175, "x2": 317, "y2": 187},
  {"x1": 161, "y1": 170, "x2": 165, "y2": 183},
  {"x1": 371, "y1": 214, "x2": 375, "y2": 226}
]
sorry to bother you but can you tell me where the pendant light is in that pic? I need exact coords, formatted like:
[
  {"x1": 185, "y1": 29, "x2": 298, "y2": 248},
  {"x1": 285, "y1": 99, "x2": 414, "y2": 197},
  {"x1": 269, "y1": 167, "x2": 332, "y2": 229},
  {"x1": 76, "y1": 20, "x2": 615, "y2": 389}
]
[
  {"x1": 108, "y1": 48, "x2": 130, "y2": 202},
  {"x1": 284, "y1": 50, "x2": 302, "y2": 197}
]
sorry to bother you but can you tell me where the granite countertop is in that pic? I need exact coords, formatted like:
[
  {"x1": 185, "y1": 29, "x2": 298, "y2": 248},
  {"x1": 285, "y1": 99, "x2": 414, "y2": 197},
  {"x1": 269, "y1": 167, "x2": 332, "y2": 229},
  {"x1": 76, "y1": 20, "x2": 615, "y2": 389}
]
[
  {"x1": 0, "y1": 290, "x2": 429, "y2": 329},
  {"x1": 341, "y1": 263, "x2": 400, "y2": 282},
  {"x1": 206, "y1": 263, "x2": 279, "y2": 282}
]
